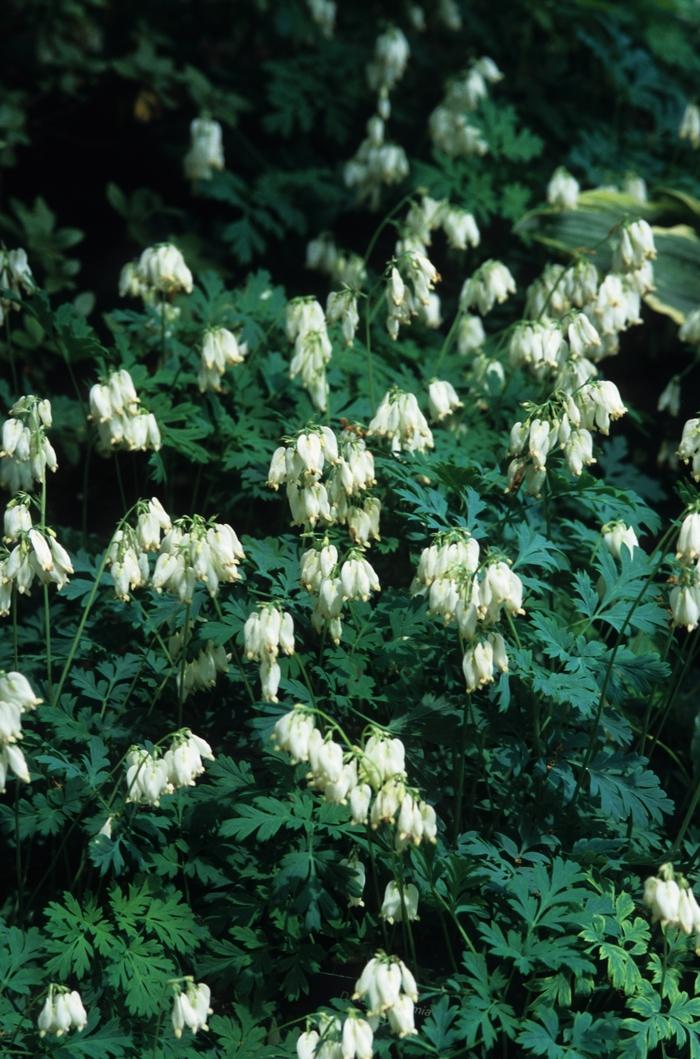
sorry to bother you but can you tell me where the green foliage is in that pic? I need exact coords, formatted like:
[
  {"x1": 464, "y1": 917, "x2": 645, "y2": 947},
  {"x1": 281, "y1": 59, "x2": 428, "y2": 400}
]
[{"x1": 0, "y1": 0, "x2": 700, "y2": 1056}]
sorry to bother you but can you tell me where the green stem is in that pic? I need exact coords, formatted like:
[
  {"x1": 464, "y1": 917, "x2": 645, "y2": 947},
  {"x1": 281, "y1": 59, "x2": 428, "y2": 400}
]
[
  {"x1": 569, "y1": 523, "x2": 676, "y2": 811},
  {"x1": 5, "y1": 315, "x2": 18, "y2": 393},
  {"x1": 364, "y1": 295, "x2": 376, "y2": 408},
  {"x1": 40, "y1": 477, "x2": 52, "y2": 694},
  {"x1": 671, "y1": 772, "x2": 700, "y2": 856},
  {"x1": 52, "y1": 536, "x2": 120, "y2": 707},
  {"x1": 177, "y1": 603, "x2": 192, "y2": 726},
  {"x1": 453, "y1": 697, "x2": 469, "y2": 844},
  {"x1": 11, "y1": 585, "x2": 18, "y2": 669},
  {"x1": 434, "y1": 308, "x2": 462, "y2": 374}
]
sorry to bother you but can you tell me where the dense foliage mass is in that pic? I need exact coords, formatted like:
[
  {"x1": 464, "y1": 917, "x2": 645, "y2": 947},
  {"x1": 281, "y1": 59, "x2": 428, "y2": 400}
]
[{"x1": 5, "y1": 1, "x2": 700, "y2": 1056}]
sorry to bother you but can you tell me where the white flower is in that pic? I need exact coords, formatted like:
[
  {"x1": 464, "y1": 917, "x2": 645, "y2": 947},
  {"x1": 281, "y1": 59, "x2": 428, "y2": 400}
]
[
  {"x1": 670, "y1": 582, "x2": 700, "y2": 632},
  {"x1": 137, "y1": 243, "x2": 193, "y2": 295},
  {"x1": 349, "y1": 782, "x2": 372, "y2": 824},
  {"x1": 367, "y1": 26, "x2": 410, "y2": 92},
  {"x1": 198, "y1": 327, "x2": 247, "y2": 392},
  {"x1": 3, "y1": 501, "x2": 31, "y2": 542},
  {"x1": 658, "y1": 377, "x2": 681, "y2": 417},
  {"x1": 341, "y1": 1016, "x2": 374, "y2": 1059},
  {"x1": 428, "y1": 380, "x2": 462, "y2": 421},
  {"x1": 678, "y1": 417, "x2": 700, "y2": 480},
  {"x1": 297, "y1": 1029, "x2": 320, "y2": 1059},
  {"x1": 680, "y1": 308, "x2": 700, "y2": 345},
  {"x1": 340, "y1": 555, "x2": 380, "y2": 601},
  {"x1": 442, "y1": 207, "x2": 480, "y2": 250},
  {"x1": 273, "y1": 706, "x2": 316, "y2": 763},
  {"x1": 567, "y1": 313, "x2": 600, "y2": 359},
  {"x1": 547, "y1": 167, "x2": 579, "y2": 209},
  {"x1": 184, "y1": 117, "x2": 225, "y2": 181},
  {"x1": 614, "y1": 220, "x2": 656, "y2": 272},
  {"x1": 680, "y1": 102, "x2": 700, "y2": 147},
  {"x1": 387, "y1": 994, "x2": 417, "y2": 1038},
  {"x1": 602, "y1": 520, "x2": 639, "y2": 560},
  {"x1": 308, "y1": 0, "x2": 336, "y2": 36},
  {"x1": 326, "y1": 289, "x2": 360, "y2": 345},
  {"x1": 460, "y1": 260, "x2": 516, "y2": 315},
  {"x1": 677, "y1": 511, "x2": 700, "y2": 562},
  {"x1": 37, "y1": 988, "x2": 87, "y2": 1037},
  {"x1": 172, "y1": 979, "x2": 212, "y2": 1038},
  {"x1": 564, "y1": 428, "x2": 595, "y2": 476},
  {"x1": 381, "y1": 880, "x2": 419, "y2": 924},
  {"x1": 368, "y1": 389, "x2": 433, "y2": 453},
  {"x1": 457, "y1": 313, "x2": 485, "y2": 354}
]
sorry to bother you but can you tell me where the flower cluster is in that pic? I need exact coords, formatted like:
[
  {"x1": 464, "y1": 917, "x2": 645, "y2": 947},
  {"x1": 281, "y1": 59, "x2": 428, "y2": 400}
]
[
  {"x1": 354, "y1": 953, "x2": 419, "y2": 1035},
  {"x1": 429, "y1": 57, "x2": 502, "y2": 158},
  {"x1": 507, "y1": 381, "x2": 627, "y2": 495},
  {"x1": 643, "y1": 863, "x2": 700, "y2": 952},
  {"x1": 171, "y1": 978, "x2": 213, "y2": 1038},
  {"x1": 412, "y1": 529, "x2": 525, "y2": 692},
  {"x1": 89, "y1": 368, "x2": 161, "y2": 453},
  {"x1": 366, "y1": 26, "x2": 409, "y2": 95},
  {"x1": 287, "y1": 297, "x2": 333, "y2": 411},
  {"x1": 171, "y1": 636, "x2": 229, "y2": 699},
  {"x1": 0, "y1": 395, "x2": 57, "y2": 493},
  {"x1": 184, "y1": 116, "x2": 224, "y2": 181},
  {"x1": 198, "y1": 326, "x2": 247, "y2": 392},
  {"x1": 460, "y1": 260, "x2": 516, "y2": 316},
  {"x1": 244, "y1": 604, "x2": 295, "y2": 702},
  {"x1": 105, "y1": 498, "x2": 171, "y2": 600},
  {"x1": 273, "y1": 711, "x2": 436, "y2": 849},
  {"x1": 0, "y1": 670, "x2": 40, "y2": 792},
  {"x1": 306, "y1": 232, "x2": 367, "y2": 290},
  {"x1": 38, "y1": 986, "x2": 88, "y2": 1038},
  {"x1": 403, "y1": 194, "x2": 480, "y2": 254},
  {"x1": 368, "y1": 388, "x2": 433, "y2": 453},
  {"x1": 119, "y1": 243, "x2": 193, "y2": 303},
  {"x1": 325, "y1": 288, "x2": 360, "y2": 347},
  {"x1": 268, "y1": 426, "x2": 380, "y2": 545},
  {"x1": 344, "y1": 114, "x2": 409, "y2": 209},
  {"x1": 612, "y1": 219, "x2": 656, "y2": 275},
  {"x1": 152, "y1": 515, "x2": 245, "y2": 602},
  {"x1": 386, "y1": 246, "x2": 441, "y2": 339},
  {"x1": 0, "y1": 499, "x2": 73, "y2": 612},
  {"x1": 670, "y1": 507, "x2": 700, "y2": 632},
  {"x1": 302, "y1": 544, "x2": 380, "y2": 643},
  {"x1": 125, "y1": 729, "x2": 214, "y2": 806},
  {"x1": 0, "y1": 247, "x2": 34, "y2": 325}
]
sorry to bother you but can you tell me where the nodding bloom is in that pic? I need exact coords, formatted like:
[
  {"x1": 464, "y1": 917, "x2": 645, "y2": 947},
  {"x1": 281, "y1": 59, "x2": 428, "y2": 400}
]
[
  {"x1": 547, "y1": 167, "x2": 579, "y2": 209},
  {"x1": 680, "y1": 102, "x2": 700, "y2": 148},
  {"x1": 428, "y1": 379, "x2": 462, "y2": 422},
  {"x1": 601, "y1": 520, "x2": 639, "y2": 560},
  {"x1": 381, "y1": 880, "x2": 419, "y2": 924},
  {"x1": 184, "y1": 117, "x2": 225, "y2": 181},
  {"x1": 460, "y1": 260, "x2": 516, "y2": 315},
  {"x1": 171, "y1": 979, "x2": 212, "y2": 1038},
  {"x1": 678, "y1": 417, "x2": 700, "y2": 481},
  {"x1": 198, "y1": 327, "x2": 247, "y2": 392},
  {"x1": 368, "y1": 389, "x2": 433, "y2": 454},
  {"x1": 38, "y1": 987, "x2": 88, "y2": 1037},
  {"x1": 134, "y1": 243, "x2": 193, "y2": 296},
  {"x1": 0, "y1": 247, "x2": 34, "y2": 326},
  {"x1": 0, "y1": 395, "x2": 57, "y2": 493},
  {"x1": 89, "y1": 369, "x2": 161, "y2": 454}
]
